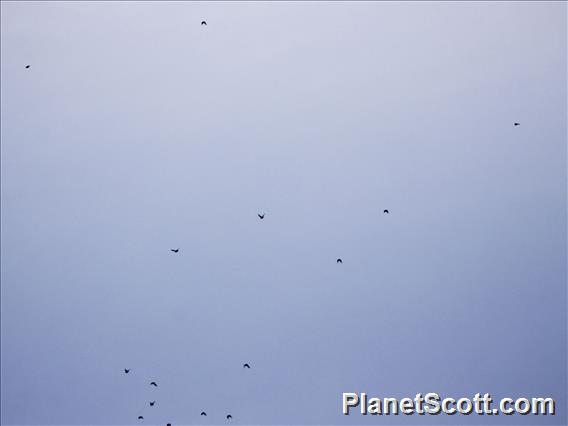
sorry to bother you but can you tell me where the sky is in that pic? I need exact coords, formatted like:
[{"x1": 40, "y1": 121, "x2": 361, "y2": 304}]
[{"x1": 1, "y1": 1, "x2": 566, "y2": 425}]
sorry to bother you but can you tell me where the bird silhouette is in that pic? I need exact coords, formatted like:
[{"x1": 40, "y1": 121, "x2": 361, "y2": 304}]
[
  {"x1": 138, "y1": 416, "x2": 144, "y2": 420},
  {"x1": 150, "y1": 381, "x2": 158, "y2": 387},
  {"x1": 166, "y1": 424, "x2": 171, "y2": 426},
  {"x1": 227, "y1": 414, "x2": 233, "y2": 420},
  {"x1": 258, "y1": 213, "x2": 265, "y2": 219},
  {"x1": 243, "y1": 363, "x2": 251, "y2": 369},
  {"x1": 25, "y1": 65, "x2": 30, "y2": 69},
  {"x1": 124, "y1": 369, "x2": 130, "y2": 374},
  {"x1": 200, "y1": 412, "x2": 207, "y2": 416},
  {"x1": 201, "y1": 21, "x2": 207, "y2": 25},
  {"x1": 514, "y1": 122, "x2": 520, "y2": 126},
  {"x1": 170, "y1": 249, "x2": 179, "y2": 253},
  {"x1": 337, "y1": 258, "x2": 343, "y2": 264},
  {"x1": 149, "y1": 401, "x2": 156, "y2": 406},
  {"x1": 383, "y1": 209, "x2": 389, "y2": 214}
]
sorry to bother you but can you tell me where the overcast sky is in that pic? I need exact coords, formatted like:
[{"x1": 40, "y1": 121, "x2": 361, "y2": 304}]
[{"x1": 1, "y1": 1, "x2": 566, "y2": 425}]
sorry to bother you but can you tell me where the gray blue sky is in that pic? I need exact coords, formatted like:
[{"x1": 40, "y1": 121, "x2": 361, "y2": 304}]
[{"x1": 1, "y1": 1, "x2": 566, "y2": 425}]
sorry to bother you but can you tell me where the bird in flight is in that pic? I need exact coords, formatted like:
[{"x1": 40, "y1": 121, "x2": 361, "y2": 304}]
[
  {"x1": 336, "y1": 258, "x2": 343, "y2": 264},
  {"x1": 149, "y1": 401, "x2": 156, "y2": 407},
  {"x1": 150, "y1": 381, "x2": 158, "y2": 387},
  {"x1": 201, "y1": 21, "x2": 207, "y2": 25},
  {"x1": 243, "y1": 363, "x2": 251, "y2": 369},
  {"x1": 200, "y1": 412, "x2": 207, "y2": 416},
  {"x1": 124, "y1": 369, "x2": 130, "y2": 374},
  {"x1": 226, "y1": 414, "x2": 233, "y2": 420},
  {"x1": 383, "y1": 209, "x2": 389, "y2": 214},
  {"x1": 258, "y1": 213, "x2": 265, "y2": 219},
  {"x1": 514, "y1": 122, "x2": 520, "y2": 126},
  {"x1": 170, "y1": 249, "x2": 179, "y2": 253},
  {"x1": 25, "y1": 65, "x2": 30, "y2": 69},
  {"x1": 138, "y1": 416, "x2": 144, "y2": 420}
]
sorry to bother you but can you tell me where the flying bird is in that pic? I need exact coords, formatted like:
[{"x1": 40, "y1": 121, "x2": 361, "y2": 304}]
[
  {"x1": 200, "y1": 412, "x2": 207, "y2": 416},
  {"x1": 243, "y1": 363, "x2": 251, "y2": 369},
  {"x1": 257, "y1": 213, "x2": 265, "y2": 219},
  {"x1": 383, "y1": 209, "x2": 389, "y2": 214},
  {"x1": 150, "y1": 381, "x2": 158, "y2": 387},
  {"x1": 201, "y1": 21, "x2": 207, "y2": 25},
  {"x1": 124, "y1": 369, "x2": 130, "y2": 374},
  {"x1": 149, "y1": 401, "x2": 156, "y2": 407},
  {"x1": 170, "y1": 249, "x2": 179, "y2": 253},
  {"x1": 138, "y1": 416, "x2": 144, "y2": 420},
  {"x1": 336, "y1": 258, "x2": 343, "y2": 264},
  {"x1": 226, "y1": 415, "x2": 233, "y2": 420},
  {"x1": 514, "y1": 122, "x2": 520, "y2": 126},
  {"x1": 25, "y1": 65, "x2": 30, "y2": 69}
]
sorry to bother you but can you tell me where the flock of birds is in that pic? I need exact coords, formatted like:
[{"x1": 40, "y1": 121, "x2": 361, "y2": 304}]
[
  {"x1": 170, "y1": 211, "x2": 394, "y2": 266},
  {"x1": 123, "y1": 366, "x2": 247, "y2": 423},
  {"x1": 169, "y1": 211, "x2": 396, "y2": 265},
  {"x1": 21, "y1": 17, "x2": 523, "y2": 425}
]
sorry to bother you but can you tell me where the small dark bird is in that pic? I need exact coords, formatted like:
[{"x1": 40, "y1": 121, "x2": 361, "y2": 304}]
[
  {"x1": 201, "y1": 21, "x2": 207, "y2": 25},
  {"x1": 25, "y1": 65, "x2": 30, "y2": 69},
  {"x1": 138, "y1": 416, "x2": 144, "y2": 420},
  {"x1": 149, "y1": 401, "x2": 156, "y2": 407},
  {"x1": 258, "y1": 213, "x2": 265, "y2": 219},
  {"x1": 124, "y1": 369, "x2": 130, "y2": 374},
  {"x1": 150, "y1": 381, "x2": 158, "y2": 387},
  {"x1": 170, "y1": 248, "x2": 179, "y2": 253},
  {"x1": 166, "y1": 424, "x2": 172, "y2": 426},
  {"x1": 227, "y1": 414, "x2": 233, "y2": 420},
  {"x1": 201, "y1": 412, "x2": 207, "y2": 416},
  {"x1": 336, "y1": 258, "x2": 342, "y2": 264},
  {"x1": 383, "y1": 209, "x2": 389, "y2": 214},
  {"x1": 243, "y1": 363, "x2": 251, "y2": 369},
  {"x1": 514, "y1": 122, "x2": 520, "y2": 126}
]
